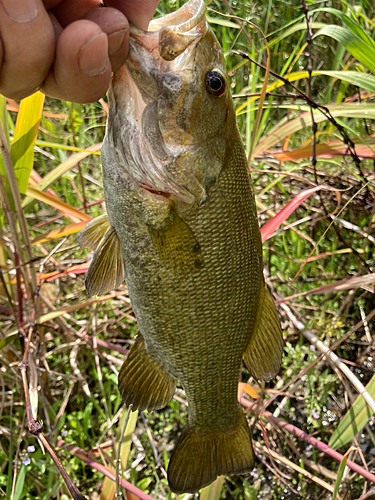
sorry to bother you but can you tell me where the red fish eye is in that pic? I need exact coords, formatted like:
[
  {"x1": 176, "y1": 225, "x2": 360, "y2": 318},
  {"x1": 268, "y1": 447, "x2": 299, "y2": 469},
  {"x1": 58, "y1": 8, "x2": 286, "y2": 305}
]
[{"x1": 205, "y1": 71, "x2": 226, "y2": 97}]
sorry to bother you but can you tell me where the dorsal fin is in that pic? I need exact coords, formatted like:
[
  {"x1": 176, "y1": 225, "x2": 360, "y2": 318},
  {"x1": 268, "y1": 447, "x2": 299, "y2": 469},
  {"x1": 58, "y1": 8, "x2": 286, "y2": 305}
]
[
  {"x1": 77, "y1": 214, "x2": 111, "y2": 251},
  {"x1": 84, "y1": 226, "x2": 125, "y2": 296}
]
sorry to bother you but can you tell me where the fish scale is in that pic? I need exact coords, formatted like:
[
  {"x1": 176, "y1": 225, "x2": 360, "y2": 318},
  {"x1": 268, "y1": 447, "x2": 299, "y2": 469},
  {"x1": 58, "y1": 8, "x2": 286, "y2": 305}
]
[{"x1": 78, "y1": 0, "x2": 283, "y2": 493}]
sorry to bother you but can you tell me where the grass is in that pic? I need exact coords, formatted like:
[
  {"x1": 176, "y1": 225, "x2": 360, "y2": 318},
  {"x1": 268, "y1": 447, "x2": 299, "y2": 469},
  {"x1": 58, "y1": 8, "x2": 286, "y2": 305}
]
[{"x1": 1, "y1": 0, "x2": 375, "y2": 499}]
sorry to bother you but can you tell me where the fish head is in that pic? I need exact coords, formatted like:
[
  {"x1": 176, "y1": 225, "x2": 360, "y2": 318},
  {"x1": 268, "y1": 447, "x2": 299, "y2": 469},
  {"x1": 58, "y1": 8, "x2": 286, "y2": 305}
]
[{"x1": 104, "y1": 0, "x2": 236, "y2": 206}]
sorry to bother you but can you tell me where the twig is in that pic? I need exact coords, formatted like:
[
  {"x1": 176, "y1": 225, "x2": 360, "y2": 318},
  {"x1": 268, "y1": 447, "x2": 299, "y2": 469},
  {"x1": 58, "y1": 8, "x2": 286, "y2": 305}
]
[
  {"x1": 254, "y1": 441, "x2": 336, "y2": 494},
  {"x1": 242, "y1": 397, "x2": 375, "y2": 483},
  {"x1": 279, "y1": 301, "x2": 375, "y2": 413},
  {"x1": 58, "y1": 439, "x2": 155, "y2": 500}
]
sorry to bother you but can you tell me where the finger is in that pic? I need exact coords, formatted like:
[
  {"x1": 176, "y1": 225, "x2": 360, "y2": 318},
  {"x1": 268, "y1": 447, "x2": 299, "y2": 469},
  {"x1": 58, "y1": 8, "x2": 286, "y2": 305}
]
[
  {"x1": 105, "y1": 0, "x2": 159, "y2": 30},
  {"x1": 51, "y1": 0, "x2": 100, "y2": 27},
  {"x1": 0, "y1": 0, "x2": 55, "y2": 99},
  {"x1": 41, "y1": 19, "x2": 111, "y2": 103},
  {"x1": 82, "y1": 7, "x2": 129, "y2": 72}
]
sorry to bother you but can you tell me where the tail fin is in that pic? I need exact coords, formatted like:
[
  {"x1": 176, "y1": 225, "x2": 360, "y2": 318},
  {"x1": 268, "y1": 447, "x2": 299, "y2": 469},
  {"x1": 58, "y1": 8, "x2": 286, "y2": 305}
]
[{"x1": 167, "y1": 410, "x2": 254, "y2": 494}]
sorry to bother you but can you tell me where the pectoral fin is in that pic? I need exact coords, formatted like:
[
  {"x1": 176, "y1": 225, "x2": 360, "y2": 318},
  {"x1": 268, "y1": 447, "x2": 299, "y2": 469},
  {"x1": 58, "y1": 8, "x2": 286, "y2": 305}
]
[
  {"x1": 77, "y1": 214, "x2": 111, "y2": 251},
  {"x1": 243, "y1": 285, "x2": 283, "y2": 382},
  {"x1": 119, "y1": 334, "x2": 176, "y2": 411},
  {"x1": 84, "y1": 226, "x2": 124, "y2": 296},
  {"x1": 149, "y1": 208, "x2": 202, "y2": 273}
]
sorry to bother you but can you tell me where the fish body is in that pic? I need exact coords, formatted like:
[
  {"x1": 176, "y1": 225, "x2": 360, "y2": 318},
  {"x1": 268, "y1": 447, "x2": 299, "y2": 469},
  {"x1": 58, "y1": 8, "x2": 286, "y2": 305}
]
[{"x1": 78, "y1": 0, "x2": 283, "y2": 493}]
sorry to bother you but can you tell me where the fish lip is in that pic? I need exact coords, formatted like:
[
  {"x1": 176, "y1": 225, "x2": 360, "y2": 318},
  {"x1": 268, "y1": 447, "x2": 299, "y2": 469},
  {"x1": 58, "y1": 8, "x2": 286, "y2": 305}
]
[
  {"x1": 132, "y1": 0, "x2": 206, "y2": 35},
  {"x1": 129, "y1": 0, "x2": 207, "y2": 62}
]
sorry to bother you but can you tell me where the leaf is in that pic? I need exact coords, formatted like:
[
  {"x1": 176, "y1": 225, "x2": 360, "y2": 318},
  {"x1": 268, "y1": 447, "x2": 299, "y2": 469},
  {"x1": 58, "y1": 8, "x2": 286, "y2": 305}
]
[
  {"x1": 330, "y1": 376, "x2": 375, "y2": 450},
  {"x1": 26, "y1": 186, "x2": 92, "y2": 222},
  {"x1": 238, "y1": 382, "x2": 259, "y2": 400},
  {"x1": 332, "y1": 447, "x2": 356, "y2": 500},
  {"x1": 314, "y1": 25, "x2": 375, "y2": 72},
  {"x1": 10, "y1": 92, "x2": 44, "y2": 195},
  {"x1": 22, "y1": 142, "x2": 102, "y2": 210},
  {"x1": 236, "y1": 71, "x2": 375, "y2": 116},
  {"x1": 268, "y1": 22, "x2": 326, "y2": 47},
  {"x1": 100, "y1": 410, "x2": 138, "y2": 500},
  {"x1": 199, "y1": 475, "x2": 225, "y2": 500},
  {"x1": 32, "y1": 221, "x2": 89, "y2": 244},
  {"x1": 269, "y1": 136, "x2": 375, "y2": 161},
  {"x1": 278, "y1": 273, "x2": 375, "y2": 304},
  {"x1": 13, "y1": 465, "x2": 26, "y2": 500},
  {"x1": 0, "y1": 332, "x2": 18, "y2": 351},
  {"x1": 260, "y1": 186, "x2": 322, "y2": 242},
  {"x1": 254, "y1": 103, "x2": 375, "y2": 156},
  {"x1": 206, "y1": 15, "x2": 239, "y2": 29}
]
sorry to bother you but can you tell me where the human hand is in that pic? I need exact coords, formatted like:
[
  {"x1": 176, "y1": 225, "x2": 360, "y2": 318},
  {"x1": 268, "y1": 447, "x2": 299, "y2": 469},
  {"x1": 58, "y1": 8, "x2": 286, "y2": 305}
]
[{"x1": 0, "y1": 0, "x2": 159, "y2": 103}]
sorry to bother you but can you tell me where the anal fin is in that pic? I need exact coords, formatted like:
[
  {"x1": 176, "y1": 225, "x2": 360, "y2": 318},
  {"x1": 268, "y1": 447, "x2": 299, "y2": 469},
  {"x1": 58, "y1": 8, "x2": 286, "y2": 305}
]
[
  {"x1": 243, "y1": 285, "x2": 283, "y2": 382},
  {"x1": 119, "y1": 334, "x2": 176, "y2": 412}
]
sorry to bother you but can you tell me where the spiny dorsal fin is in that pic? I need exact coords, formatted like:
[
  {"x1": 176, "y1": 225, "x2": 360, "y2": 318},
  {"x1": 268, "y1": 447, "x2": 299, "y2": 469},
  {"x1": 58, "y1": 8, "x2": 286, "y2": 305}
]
[
  {"x1": 77, "y1": 214, "x2": 111, "y2": 251},
  {"x1": 85, "y1": 226, "x2": 124, "y2": 296},
  {"x1": 149, "y1": 208, "x2": 202, "y2": 273},
  {"x1": 243, "y1": 285, "x2": 283, "y2": 382}
]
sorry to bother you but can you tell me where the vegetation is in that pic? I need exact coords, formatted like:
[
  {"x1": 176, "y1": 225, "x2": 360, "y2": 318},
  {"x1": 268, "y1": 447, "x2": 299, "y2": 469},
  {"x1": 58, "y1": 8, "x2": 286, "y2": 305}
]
[{"x1": 1, "y1": 0, "x2": 375, "y2": 499}]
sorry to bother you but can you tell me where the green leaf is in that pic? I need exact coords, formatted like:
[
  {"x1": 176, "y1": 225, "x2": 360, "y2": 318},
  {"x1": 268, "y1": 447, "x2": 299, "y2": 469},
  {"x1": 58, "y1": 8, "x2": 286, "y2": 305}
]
[
  {"x1": 10, "y1": 92, "x2": 44, "y2": 195},
  {"x1": 332, "y1": 449, "x2": 353, "y2": 500},
  {"x1": 268, "y1": 22, "x2": 326, "y2": 47},
  {"x1": 329, "y1": 374, "x2": 375, "y2": 450},
  {"x1": 0, "y1": 332, "x2": 18, "y2": 351},
  {"x1": 314, "y1": 25, "x2": 375, "y2": 72},
  {"x1": 199, "y1": 475, "x2": 225, "y2": 500},
  {"x1": 206, "y1": 15, "x2": 239, "y2": 29},
  {"x1": 13, "y1": 465, "x2": 27, "y2": 500}
]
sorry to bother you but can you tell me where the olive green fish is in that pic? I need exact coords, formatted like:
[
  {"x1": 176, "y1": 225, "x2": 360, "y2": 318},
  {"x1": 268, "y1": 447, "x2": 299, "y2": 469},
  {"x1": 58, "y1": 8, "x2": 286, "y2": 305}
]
[{"x1": 78, "y1": 0, "x2": 283, "y2": 493}]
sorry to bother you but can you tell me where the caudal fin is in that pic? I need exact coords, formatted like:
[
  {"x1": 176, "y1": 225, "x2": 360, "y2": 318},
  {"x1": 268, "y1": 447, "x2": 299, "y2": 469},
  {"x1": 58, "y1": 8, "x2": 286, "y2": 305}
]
[{"x1": 167, "y1": 410, "x2": 254, "y2": 494}]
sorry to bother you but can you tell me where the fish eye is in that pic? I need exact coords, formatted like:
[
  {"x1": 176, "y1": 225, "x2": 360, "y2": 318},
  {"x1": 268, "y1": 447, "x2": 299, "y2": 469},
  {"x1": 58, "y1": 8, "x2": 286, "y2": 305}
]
[{"x1": 205, "y1": 70, "x2": 226, "y2": 97}]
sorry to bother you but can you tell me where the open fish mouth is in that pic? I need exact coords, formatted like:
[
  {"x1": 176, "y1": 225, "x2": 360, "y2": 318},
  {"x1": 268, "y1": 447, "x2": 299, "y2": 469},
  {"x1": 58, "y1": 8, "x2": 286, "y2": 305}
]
[
  {"x1": 105, "y1": 0, "x2": 210, "y2": 205},
  {"x1": 130, "y1": 0, "x2": 207, "y2": 62}
]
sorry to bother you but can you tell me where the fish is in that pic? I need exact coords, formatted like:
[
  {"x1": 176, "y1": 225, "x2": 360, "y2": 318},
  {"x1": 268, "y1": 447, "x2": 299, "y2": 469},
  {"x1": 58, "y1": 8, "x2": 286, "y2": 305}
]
[{"x1": 78, "y1": 0, "x2": 283, "y2": 493}]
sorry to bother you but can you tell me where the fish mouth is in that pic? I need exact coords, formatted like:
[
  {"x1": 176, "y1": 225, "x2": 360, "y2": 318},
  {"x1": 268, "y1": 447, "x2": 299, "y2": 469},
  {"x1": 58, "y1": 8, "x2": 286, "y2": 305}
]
[
  {"x1": 130, "y1": 0, "x2": 207, "y2": 62},
  {"x1": 105, "y1": 0, "x2": 208, "y2": 205}
]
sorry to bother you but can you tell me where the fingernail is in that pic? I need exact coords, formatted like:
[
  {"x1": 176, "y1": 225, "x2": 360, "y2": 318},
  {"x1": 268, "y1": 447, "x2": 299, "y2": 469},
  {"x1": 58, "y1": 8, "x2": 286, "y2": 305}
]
[
  {"x1": 108, "y1": 28, "x2": 127, "y2": 56},
  {"x1": 79, "y1": 33, "x2": 108, "y2": 77},
  {"x1": 1, "y1": 0, "x2": 39, "y2": 23}
]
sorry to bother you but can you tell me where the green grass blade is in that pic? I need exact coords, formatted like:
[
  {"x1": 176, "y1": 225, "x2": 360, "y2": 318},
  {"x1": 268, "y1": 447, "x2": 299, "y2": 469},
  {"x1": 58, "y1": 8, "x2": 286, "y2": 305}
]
[
  {"x1": 314, "y1": 25, "x2": 375, "y2": 72},
  {"x1": 329, "y1": 375, "x2": 375, "y2": 450},
  {"x1": 268, "y1": 22, "x2": 326, "y2": 47},
  {"x1": 13, "y1": 465, "x2": 27, "y2": 500},
  {"x1": 10, "y1": 92, "x2": 44, "y2": 195},
  {"x1": 0, "y1": 332, "x2": 18, "y2": 350},
  {"x1": 199, "y1": 475, "x2": 225, "y2": 500},
  {"x1": 332, "y1": 453, "x2": 348, "y2": 500}
]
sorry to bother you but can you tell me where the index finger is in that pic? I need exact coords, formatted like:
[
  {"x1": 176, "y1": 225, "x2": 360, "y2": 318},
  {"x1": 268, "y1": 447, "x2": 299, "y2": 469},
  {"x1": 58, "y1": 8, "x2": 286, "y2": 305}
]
[
  {"x1": 0, "y1": 0, "x2": 55, "y2": 99},
  {"x1": 105, "y1": 0, "x2": 160, "y2": 30}
]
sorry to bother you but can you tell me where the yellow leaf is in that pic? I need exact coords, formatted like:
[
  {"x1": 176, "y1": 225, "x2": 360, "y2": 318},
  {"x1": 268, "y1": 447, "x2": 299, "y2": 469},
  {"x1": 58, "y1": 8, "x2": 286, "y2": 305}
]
[
  {"x1": 10, "y1": 92, "x2": 44, "y2": 195},
  {"x1": 32, "y1": 221, "x2": 89, "y2": 244},
  {"x1": 26, "y1": 186, "x2": 92, "y2": 222}
]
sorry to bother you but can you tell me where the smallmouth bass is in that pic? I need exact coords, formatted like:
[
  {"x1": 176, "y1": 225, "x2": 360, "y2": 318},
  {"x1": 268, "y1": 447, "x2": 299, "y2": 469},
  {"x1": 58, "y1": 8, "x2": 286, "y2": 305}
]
[{"x1": 78, "y1": 0, "x2": 283, "y2": 493}]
